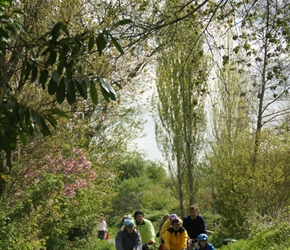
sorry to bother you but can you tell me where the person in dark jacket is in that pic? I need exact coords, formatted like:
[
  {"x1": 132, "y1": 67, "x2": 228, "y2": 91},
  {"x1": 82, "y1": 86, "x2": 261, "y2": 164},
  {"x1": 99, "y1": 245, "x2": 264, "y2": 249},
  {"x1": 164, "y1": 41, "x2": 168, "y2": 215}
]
[
  {"x1": 115, "y1": 218, "x2": 142, "y2": 250},
  {"x1": 183, "y1": 205, "x2": 206, "y2": 250}
]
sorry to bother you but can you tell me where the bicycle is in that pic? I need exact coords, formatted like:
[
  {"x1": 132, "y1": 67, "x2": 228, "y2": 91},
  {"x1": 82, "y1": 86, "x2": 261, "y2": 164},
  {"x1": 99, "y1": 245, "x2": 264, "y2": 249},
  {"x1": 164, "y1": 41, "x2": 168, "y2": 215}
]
[{"x1": 187, "y1": 238, "x2": 198, "y2": 250}]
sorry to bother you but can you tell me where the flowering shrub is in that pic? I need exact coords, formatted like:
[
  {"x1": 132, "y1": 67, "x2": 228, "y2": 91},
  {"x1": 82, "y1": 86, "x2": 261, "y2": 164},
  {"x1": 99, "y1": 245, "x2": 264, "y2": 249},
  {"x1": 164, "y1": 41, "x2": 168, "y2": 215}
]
[{"x1": 0, "y1": 149, "x2": 108, "y2": 250}]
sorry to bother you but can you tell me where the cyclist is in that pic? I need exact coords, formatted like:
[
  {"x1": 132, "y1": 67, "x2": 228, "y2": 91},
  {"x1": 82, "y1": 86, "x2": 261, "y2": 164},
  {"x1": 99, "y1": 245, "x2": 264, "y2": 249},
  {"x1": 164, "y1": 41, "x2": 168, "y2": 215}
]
[
  {"x1": 194, "y1": 234, "x2": 215, "y2": 250},
  {"x1": 183, "y1": 205, "x2": 206, "y2": 250},
  {"x1": 134, "y1": 210, "x2": 156, "y2": 249},
  {"x1": 119, "y1": 214, "x2": 133, "y2": 229},
  {"x1": 156, "y1": 214, "x2": 170, "y2": 238},
  {"x1": 115, "y1": 218, "x2": 142, "y2": 250},
  {"x1": 160, "y1": 214, "x2": 183, "y2": 242},
  {"x1": 163, "y1": 217, "x2": 188, "y2": 250}
]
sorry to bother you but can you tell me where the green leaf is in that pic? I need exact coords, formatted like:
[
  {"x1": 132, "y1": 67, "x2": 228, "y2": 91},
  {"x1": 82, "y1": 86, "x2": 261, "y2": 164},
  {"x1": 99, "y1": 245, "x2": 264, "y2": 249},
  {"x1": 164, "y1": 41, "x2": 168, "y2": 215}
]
[
  {"x1": 24, "y1": 109, "x2": 34, "y2": 135},
  {"x1": 56, "y1": 77, "x2": 66, "y2": 104},
  {"x1": 3, "y1": 98, "x2": 17, "y2": 109},
  {"x1": 48, "y1": 78, "x2": 57, "y2": 95},
  {"x1": 50, "y1": 22, "x2": 62, "y2": 42},
  {"x1": 99, "y1": 77, "x2": 116, "y2": 101},
  {"x1": 88, "y1": 36, "x2": 94, "y2": 52},
  {"x1": 31, "y1": 111, "x2": 51, "y2": 137},
  {"x1": 83, "y1": 75, "x2": 90, "y2": 87},
  {"x1": 59, "y1": 22, "x2": 69, "y2": 36},
  {"x1": 116, "y1": 19, "x2": 132, "y2": 26},
  {"x1": 50, "y1": 108, "x2": 69, "y2": 117},
  {"x1": 48, "y1": 50, "x2": 57, "y2": 65},
  {"x1": 96, "y1": 32, "x2": 107, "y2": 56},
  {"x1": 45, "y1": 114, "x2": 57, "y2": 128},
  {"x1": 76, "y1": 80, "x2": 87, "y2": 99},
  {"x1": 109, "y1": 34, "x2": 124, "y2": 55},
  {"x1": 57, "y1": 54, "x2": 66, "y2": 75},
  {"x1": 100, "y1": 85, "x2": 110, "y2": 102},
  {"x1": 39, "y1": 69, "x2": 49, "y2": 89},
  {"x1": 39, "y1": 116, "x2": 51, "y2": 136},
  {"x1": 18, "y1": 131, "x2": 27, "y2": 145},
  {"x1": 52, "y1": 70, "x2": 60, "y2": 83},
  {"x1": 90, "y1": 81, "x2": 98, "y2": 105},
  {"x1": 66, "y1": 80, "x2": 76, "y2": 105}
]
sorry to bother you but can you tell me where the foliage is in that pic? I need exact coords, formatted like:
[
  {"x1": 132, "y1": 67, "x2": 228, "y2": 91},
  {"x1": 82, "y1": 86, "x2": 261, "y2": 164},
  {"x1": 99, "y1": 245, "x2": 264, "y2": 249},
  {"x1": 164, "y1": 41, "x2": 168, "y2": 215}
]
[
  {"x1": 68, "y1": 237, "x2": 115, "y2": 250},
  {"x1": 219, "y1": 221, "x2": 290, "y2": 250},
  {"x1": 0, "y1": 0, "x2": 130, "y2": 165},
  {"x1": 2, "y1": 0, "x2": 290, "y2": 248},
  {"x1": 209, "y1": 133, "x2": 254, "y2": 238},
  {"x1": 207, "y1": 1, "x2": 290, "y2": 235},
  {"x1": 109, "y1": 152, "x2": 178, "y2": 228},
  {"x1": 246, "y1": 222, "x2": 290, "y2": 249},
  {"x1": 154, "y1": 0, "x2": 209, "y2": 216},
  {"x1": 0, "y1": 148, "x2": 109, "y2": 249}
]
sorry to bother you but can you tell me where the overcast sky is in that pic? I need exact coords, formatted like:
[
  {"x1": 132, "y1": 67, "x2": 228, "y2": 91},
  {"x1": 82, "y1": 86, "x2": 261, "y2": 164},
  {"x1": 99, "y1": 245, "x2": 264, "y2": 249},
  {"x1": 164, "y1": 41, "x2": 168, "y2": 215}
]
[
  {"x1": 134, "y1": 116, "x2": 164, "y2": 162},
  {"x1": 130, "y1": 64, "x2": 165, "y2": 162}
]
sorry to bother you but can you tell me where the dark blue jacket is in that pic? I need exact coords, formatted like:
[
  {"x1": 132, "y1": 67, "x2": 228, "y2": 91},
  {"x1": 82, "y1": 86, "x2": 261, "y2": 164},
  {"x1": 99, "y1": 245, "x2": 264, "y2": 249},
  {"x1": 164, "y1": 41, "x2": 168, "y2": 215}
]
[
  {"x1": 194, "y1": 242, "x2": 216, "y2": 250},
  {"x1": 182, "y1": 215, "x2": 206, "y2": 239}
]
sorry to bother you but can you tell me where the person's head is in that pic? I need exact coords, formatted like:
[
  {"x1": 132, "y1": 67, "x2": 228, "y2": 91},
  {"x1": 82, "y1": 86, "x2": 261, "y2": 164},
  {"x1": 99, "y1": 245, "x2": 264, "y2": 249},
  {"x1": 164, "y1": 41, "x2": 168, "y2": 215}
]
[
  {"x1": 198, "y1": 234, "x2": 208, "y2": 248},
  {"x1": 134, "y1": 210, "x2": 144, "y2": 224},
  {"x1": 122, "y1": 214, "x2": 131, "y2": 221},
  {"x1": 123, "y1": 218, "x2": 135, "y2": 233},
  {"x1": 169, "y1": 213, "x2": 178, "y2": 221},
  {"x1": 122, "y1": 215, "x2": 127, "y2": 222},
  {"x1": 171, "y1": 217, "x2": 181, "y2": 231},
  {"x1": 163, "y1": 214, "x2": 170, "y2": 221},
  {"x1": 100, "y1": 213, "x2": 105, "y2": 221},
  {"x1": 189, "y1": 205, "x2": 198, "y2": 219}
]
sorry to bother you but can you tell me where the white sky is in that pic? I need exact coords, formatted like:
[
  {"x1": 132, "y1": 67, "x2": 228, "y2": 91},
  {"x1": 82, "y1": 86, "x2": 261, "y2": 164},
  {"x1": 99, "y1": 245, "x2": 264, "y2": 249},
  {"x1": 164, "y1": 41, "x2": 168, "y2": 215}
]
[
  {"x1": 130, "y1": 68, "x2": 164, "y2": 162},
  {"x1": 134, "y1": 115, "x2": 164, "y2": 162}
]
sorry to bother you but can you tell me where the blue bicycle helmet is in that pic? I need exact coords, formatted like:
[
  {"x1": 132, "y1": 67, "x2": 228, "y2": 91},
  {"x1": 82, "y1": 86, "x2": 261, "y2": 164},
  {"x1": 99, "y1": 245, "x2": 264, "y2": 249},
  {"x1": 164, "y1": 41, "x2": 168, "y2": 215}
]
[
  {"x1": 198, "y1": 233, "x2": 208, "y2": 241},
  {"x1": 123, "y1": 218, "x2": 134, "y2": 228},
  {"x1": 169, "y1": 213, "x2": 178, "y2": 220}
]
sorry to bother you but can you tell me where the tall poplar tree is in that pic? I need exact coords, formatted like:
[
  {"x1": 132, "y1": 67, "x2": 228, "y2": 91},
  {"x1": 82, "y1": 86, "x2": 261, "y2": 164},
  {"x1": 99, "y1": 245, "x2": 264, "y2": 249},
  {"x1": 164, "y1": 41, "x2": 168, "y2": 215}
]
[{"x1": 154, "y1": 1, "x2": 209, "y2": 215}]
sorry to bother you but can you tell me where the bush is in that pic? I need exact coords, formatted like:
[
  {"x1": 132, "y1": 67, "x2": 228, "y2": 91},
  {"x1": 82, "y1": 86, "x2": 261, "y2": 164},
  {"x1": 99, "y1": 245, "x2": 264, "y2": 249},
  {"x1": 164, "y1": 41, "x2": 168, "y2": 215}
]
[
  {"x1": 219, "y1": 221, "x2": 290, "y2": 250},
  {"x1": 69, "y1": 237, "x2": 115, "y2": 250},
  {"x1": 245, "y1": 222, "x2": 290, "y2": 249}
]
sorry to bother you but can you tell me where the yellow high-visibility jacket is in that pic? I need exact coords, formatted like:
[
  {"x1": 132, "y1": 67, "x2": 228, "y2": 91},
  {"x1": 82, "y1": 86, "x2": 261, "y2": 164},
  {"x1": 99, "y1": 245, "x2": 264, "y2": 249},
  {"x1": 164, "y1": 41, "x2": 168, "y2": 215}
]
[{"x1": 164, "y1": 226, "x2": 188, "y2": 250}]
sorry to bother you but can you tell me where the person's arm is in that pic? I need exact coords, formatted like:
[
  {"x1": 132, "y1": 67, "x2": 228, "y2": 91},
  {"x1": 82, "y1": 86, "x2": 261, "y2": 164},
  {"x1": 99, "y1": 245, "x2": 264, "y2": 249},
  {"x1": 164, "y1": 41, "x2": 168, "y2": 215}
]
[
  {"x1": 181, "y1": 229, "x2": 188, "y2": 249},
  {"x1": 115, "y1": 231, "x2": 124, "y2": 250},
  {"x1": 182, "y1": 217, "x2": 188, "y2": 232},
  {"x1": 160, "y1": 220, "x2": 169, "y2": 240},
  {"x1": 200, "y1": 216, "x2": 206, "y2": 234},
  {"x1": 134, "y1": 231, "x2": 142, "y2": 250},
  {"x1": 148, "y1": 221, "x2": 156, "y2": 243}
]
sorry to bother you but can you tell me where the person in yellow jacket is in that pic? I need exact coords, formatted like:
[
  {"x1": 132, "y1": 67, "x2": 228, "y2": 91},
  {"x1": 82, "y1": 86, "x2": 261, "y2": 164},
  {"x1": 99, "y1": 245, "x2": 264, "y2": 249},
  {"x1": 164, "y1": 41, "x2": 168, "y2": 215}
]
[
  {"x1": 160, "y1": 214, "x2": 183, "y2": 242},
  {"x1": 164, "y1": 217, "x2": 188, "y2": 250}
]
